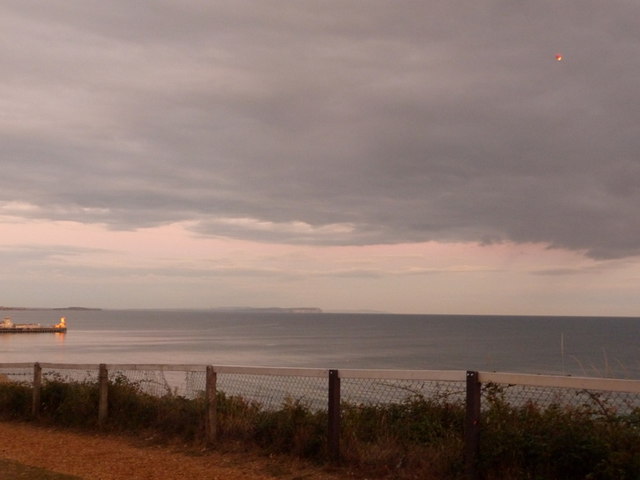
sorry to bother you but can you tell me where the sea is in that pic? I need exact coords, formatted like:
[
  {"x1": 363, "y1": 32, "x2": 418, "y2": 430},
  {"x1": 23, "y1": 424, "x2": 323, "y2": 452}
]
[{"x1": 1, "y1": 310, "x2": 639, "y2": 379}]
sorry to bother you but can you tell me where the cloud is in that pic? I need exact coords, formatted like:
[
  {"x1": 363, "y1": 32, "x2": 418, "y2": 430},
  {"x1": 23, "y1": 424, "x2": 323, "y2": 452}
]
[
  {"x1": 0, "y1": 244, "x2": 106, "y2": 265},
  {"x1": 1, "y1": 1, "x2": 639, "y2": 258}
]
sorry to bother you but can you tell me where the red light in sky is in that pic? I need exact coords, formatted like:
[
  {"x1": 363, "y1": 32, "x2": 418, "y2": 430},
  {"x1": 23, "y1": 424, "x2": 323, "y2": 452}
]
[{"x1": 555, "y1": 53, "x2": 563, "y2": 61}]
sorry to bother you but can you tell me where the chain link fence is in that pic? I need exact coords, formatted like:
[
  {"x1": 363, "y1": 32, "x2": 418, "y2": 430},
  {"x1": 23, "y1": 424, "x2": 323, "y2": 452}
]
[
  {"x1": 217, "y1": 372, "x2": 328, "y2": 410},
  {"x1": 481, "y1": 381, "x2": 640, "y2": 415},
  {"x1": 1, "y1": 362, "x2": 640, "y2": 479},
  {"x1": 107, "y1": 366, "x2": 206, "y2": 399},
  {"x1": 0, "y1": 364, "x2": 32, "y2": 384},
  {"x1": 2, "y1": 364, "x2": 640, "y2": 412},
  {"x1": 2, "y1": 363, "x2": 640, "y2": 413},
  {"x1": 478, "y1": 372, "x2": 640, "y2": 415},
  {"x1": 42, "y1": 366, "x2": 99, "y2": 385},
  {"x1": 342, "y1": 377, "x2": 467, "y2": 406}
]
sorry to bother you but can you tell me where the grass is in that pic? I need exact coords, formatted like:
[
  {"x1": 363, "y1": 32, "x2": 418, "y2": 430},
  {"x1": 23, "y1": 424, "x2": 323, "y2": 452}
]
[
  {"x1": 339, "y1": 396, "x2": 465, "y2": 478},
  {"x1": 0, "y1": 376, "x2": 639, "y2": 479}
]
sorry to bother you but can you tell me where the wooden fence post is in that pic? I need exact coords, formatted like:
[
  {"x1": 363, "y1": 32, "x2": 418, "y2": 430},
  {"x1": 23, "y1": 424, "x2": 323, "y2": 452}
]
[
  {"x1": 32, "y1": 362, "x2": 42, "y2": 418},
  {"x1": 328, "y1": 369, "x2": 341, "y2": 463},
  {"x1": 98, "y1": 363, "x2": 109, "y2": 427},
  {"x1": 205, "y1": 365, "x2": 217, "y2": 446},
  {"x1": 464, "y1": 370, "x2": 481, "y2": 480}
]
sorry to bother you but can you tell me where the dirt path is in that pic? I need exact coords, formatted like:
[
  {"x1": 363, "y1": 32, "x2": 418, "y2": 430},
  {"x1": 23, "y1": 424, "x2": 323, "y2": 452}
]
[{"x1": 0, "y1": 422, "x2": 347, "y2": 480}]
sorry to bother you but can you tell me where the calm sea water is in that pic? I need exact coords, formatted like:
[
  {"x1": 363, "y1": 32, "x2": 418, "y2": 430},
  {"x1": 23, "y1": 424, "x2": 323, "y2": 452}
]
[{"x1": 1, "y1": 310, "x2": 639, "y2": 379}]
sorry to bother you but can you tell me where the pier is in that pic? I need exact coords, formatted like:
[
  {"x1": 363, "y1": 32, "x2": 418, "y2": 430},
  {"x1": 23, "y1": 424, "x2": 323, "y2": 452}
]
[{"x1": 0, "y1": 317, "x2": 67, "y2": 334}]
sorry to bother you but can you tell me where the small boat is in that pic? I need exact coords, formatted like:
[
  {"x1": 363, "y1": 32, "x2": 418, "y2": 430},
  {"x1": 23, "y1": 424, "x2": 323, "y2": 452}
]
[{"x1": 0, "y1": 316, "x2": 67, "y2": 333}]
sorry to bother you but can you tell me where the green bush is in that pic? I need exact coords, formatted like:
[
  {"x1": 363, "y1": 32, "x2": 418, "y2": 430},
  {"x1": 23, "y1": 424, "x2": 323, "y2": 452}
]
[
  {"x1": 215, "y1": 393, "x2": 327, "y2": 458},
  {"x1": 1, "y1": 375, "x2": 639, "y2": 480},
  {"x1": 0, "y1": 381, "x2": 32, "y2": 420},
  {"x1": 254, "y1": 398, "x2": 326, "y2": 458},
  {"x1": 215, "y1": 391, "x2": 262, "y2": 440},
  {"x1": 480, "y1": 383, "x2": 640, "y2": 480},
  {"x1": 340, "y1": 395, "x2": 466, "y2": 479},
  {"x1": 106, "y1": 374, "x2": 205, "y2": 441},
  {"x1": 39, "y1": 379, "x2": 99, "y2": 428}
]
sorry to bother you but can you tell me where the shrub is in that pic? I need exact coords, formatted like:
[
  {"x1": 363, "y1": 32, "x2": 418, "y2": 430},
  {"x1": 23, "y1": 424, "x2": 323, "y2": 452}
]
[
  {"x1": 253, "y1": 398, "x2": 326, "y2": 458},
  {"x1": 1, "y1": 373, "x2": 639, "y2": 480},
  {"x1": 106, "y1": 374, "x2": 205, "y2": 441},
  {"x1": 39, "y1": 379, "x2": 99, "y2": 428},
  {"x1": 340, "y1": 395, "x2": 466, "y2": 479},
  {"x1": 0, "y1": 381, "x2": 32, "y2": 420},
  {"x1": 215, "y1": 393, "x2": 327, "y2": 458},
  {"x1": 479, "y1": 384, "x2": 640, "y2": 480}
]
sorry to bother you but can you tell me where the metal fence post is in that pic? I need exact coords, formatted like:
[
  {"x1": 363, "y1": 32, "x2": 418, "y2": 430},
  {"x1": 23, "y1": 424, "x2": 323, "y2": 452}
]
[
  {"x1": 205, "y1": 365, "x2": 217, "y2": 445},
  {"x1": 328, "y1": 369, "x2": 341, "y2": 462},
  {"x1": 98, "y1": 363, "x2": 109, "y2": 427},
  {"x1": 465, "y1": 370, "x2": 481, "y2": 480},
  {"x1": 32, "y1": 362, "x2": 42, "y2": 418}
]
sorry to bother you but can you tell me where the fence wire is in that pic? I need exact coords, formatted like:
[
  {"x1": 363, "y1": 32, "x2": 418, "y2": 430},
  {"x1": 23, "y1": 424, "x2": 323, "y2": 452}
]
[
  {"x1": 3, "y1": 363, "x2": 640, "y2": 420},
  {"x1": 108, "y1": 369, "x2": 207, "y2": 399},
  {"x1": 341, "y1": 378, "x2": 466, "y2": 406},
  {"x1": 0, "y1": 366, "x2": 33, "y2": 385},
  {"x1": 42, "y1": 367, "x2": 98, "y2": 384},
  {"x1": 217, "y1": 373, "x2": 328, "y2": 411},
  {"x1": 482, "y1": 382, "x2": 640, "y2": 415}
]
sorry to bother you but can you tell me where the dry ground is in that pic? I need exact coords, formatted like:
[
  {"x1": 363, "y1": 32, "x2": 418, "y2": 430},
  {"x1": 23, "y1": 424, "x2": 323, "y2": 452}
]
[{"x1": 0, "y1": 422, "x2": 350, "y2": 480}]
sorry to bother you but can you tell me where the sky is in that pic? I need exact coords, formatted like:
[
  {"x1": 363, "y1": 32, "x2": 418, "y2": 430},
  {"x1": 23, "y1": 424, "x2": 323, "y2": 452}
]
[{"x1": 1, "y1": 1, "x2": 639, "y2": 315}]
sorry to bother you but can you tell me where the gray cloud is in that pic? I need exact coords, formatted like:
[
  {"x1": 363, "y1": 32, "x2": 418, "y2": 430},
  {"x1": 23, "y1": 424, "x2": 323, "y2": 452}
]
[
  {"x1": 1, "y1": 1, "x2": 639, "y2": 258},
  {"x1": 0, "y1": 245, "x2": 105, "y2": 265}
]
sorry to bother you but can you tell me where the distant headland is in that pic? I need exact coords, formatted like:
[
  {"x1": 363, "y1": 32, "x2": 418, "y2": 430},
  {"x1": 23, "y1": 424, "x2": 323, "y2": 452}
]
[
  {"x1": 0, "y1": 306, "x2": 319, "y2": 313},
  {"x1": 211, "y1": 307, "x2": 323, "y2": 314},
  {"x1": 0, "y1": 306, "x2": 102, "y2": 311}
]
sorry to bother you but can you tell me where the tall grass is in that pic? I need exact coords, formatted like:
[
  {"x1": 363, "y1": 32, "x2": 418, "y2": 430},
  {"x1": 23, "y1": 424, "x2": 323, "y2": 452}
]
[
  {"x1": 0, "y1": 381, "x2": 31, "y2": 420},
  {"x1": 214, "y1": 392, "x2": 465, "y2": 478},
  {"x1": 480, "y1": 383, "x2": 640, "y2": 480},
  {"x1": 0, "y1": 376, "x2": 639, "y2": 479},
  {"x1": 340, "y1": 396, "x2": 465, "y2": 479},
  {"x1": 107, "y1": 373, "x2": 206, "y2": 440}
]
